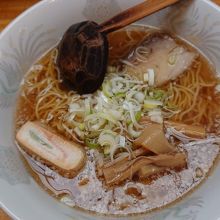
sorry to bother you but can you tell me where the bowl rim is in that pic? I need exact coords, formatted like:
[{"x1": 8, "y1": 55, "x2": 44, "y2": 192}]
[
  {"x1": 1, "y1": 0, "x2": 220, "y2": 40},
  {"x1": 1, "y1": 0, "x2": 220, "y2": 219}
]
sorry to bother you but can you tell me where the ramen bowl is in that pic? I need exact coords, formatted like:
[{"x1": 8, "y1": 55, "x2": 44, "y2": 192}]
[{"x1": 1, "y1": 0, "x2": 220, "y2": 219}]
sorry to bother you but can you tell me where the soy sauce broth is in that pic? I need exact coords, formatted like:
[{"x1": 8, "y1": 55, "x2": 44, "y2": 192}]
[{"x1": 15, "y1": 25, "x2": 220, "y2": 215}]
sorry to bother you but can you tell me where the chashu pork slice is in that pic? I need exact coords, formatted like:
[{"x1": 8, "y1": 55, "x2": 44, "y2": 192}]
[
  {"x1": 125, "y1": 32, "x2": 197, "y2": 86},
  {"x1": 16, "y1": 121, "x2": 86, "y2": 178}
]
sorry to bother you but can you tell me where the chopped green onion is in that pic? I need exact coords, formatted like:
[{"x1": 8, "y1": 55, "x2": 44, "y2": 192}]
[
  {"x1": 126, "y1": 111, "x2": 142, "y2": 125},
  {"x1": 135, "y1": 111, "x2": 142, "y2": 122},
  {"x1": 150, "y1": 115, "x2": 163, "y2": 124},
  {"x1": 62, "y1": 65, "x2": 169, "y2": 160},
  {"x1": 104, "y1": 146, "x2": 110, "y2": 155},
  {"x1": 119, "y1": 135, "x2": 126, "y2": 147},
  {"x1": 153, "y1": 89, "x2": 166, "y2": 100},
  {"x1": 74, "y1": 127, "x2": 84, "y2": 138},
  {"x1": 115, "y1": 92, "x2": 126, "y2": 98},
  {"x1": 84, "y1": 98, "x2": 91, "y2": 115},
  {"x1": 134, "y1": 92, "x2": 145, "y2": 103},
  {"x1": 79, "y1": 123, "x2": 85, "y2": 131},
  {"x1": 98, "y1": 131, "x2": 117, "y2": 148},
  {"x1": 99, "y1": 112, "x2": 117, "y2": 124},
  {"x1": 85, "y1": 138, "x2": 100, "y2": 149},
  {"x1": 69, "y1": 103, "x2": 81, "y2": 113},
  {"x1": 69, "y1": 121, "x2": 85, "y2": 131},
  {"x1": 108, "y1": 109, "x2": 123, "y2": 120},
  {"x1": 102, "y1": 82, "x2": 113, "y2": 97},
  {"x1": 149, "y1": 91, "x2": 154, "y2": 97},
  {"x1": 147, "y1": 69, "x2": 155, "y2": 86},
  {"x1": 128, "y1": 124, "x2": 141, "y2": 138},
  {"x1": 144, "y1": 99, "x2": 163, "y2": 109},
  {"x1": 144, "y1": 73, "x2": 149, "y2": 82},
  {"x1": 166, "y1": 102, "x2": 179, "y2": 110},
  {"x1": 148, "y1": 109, "x2": 162, "y2": 117}
]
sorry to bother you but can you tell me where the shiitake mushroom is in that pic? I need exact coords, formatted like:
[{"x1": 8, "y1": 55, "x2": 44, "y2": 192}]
[{"x1": 57, "y1": 21, "x2": 108, "y2": 94}]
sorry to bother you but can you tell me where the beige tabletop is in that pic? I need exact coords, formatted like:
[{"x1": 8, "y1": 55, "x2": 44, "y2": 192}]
[{"x1": 0, "y1": 0, "x2": 220, "y2": 219}]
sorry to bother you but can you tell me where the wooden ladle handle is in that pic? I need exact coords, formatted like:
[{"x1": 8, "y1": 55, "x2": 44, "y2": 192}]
[{"x1": 99, "y1": 0, "x2": 180, "y2": 34}]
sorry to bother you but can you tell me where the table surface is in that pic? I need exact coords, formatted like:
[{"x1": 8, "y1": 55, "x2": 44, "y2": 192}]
[{"x1": 0, "y1": 0, "x2": 220, "y2": 219}]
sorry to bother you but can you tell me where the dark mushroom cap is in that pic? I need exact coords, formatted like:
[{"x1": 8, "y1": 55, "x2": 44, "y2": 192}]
[{"x1": 57, "y1": 21, "x2": 109, "y2": 94}]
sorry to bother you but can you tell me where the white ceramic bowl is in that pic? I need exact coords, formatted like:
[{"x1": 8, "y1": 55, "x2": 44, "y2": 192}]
[{"x1": 1, "y1": 0, "x2": 220, "y2": 219}]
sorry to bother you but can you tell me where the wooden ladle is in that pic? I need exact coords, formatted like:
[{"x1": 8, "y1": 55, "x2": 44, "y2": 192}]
[{"x1": 57, "y1": 0, "x2": 180, "y2": 94}]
